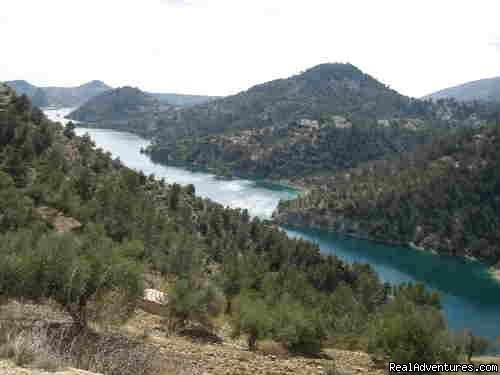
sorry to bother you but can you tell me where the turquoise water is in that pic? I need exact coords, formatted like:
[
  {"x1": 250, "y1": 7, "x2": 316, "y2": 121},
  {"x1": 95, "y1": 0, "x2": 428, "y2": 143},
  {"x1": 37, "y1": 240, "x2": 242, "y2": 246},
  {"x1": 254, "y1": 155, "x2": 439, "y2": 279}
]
[
  {"x1": 285, "y1": 227, "x2": 500, "y2": 341},
  {"x1": 44, "y1": 109, "x2": 500, "y2": 343}
]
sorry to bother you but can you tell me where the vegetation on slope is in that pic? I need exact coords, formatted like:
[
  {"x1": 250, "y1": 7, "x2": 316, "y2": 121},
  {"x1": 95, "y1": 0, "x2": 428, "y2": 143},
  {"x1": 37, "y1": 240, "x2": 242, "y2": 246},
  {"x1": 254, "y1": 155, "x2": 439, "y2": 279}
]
[
  {"x1": 148, "y1": 116, "x2": 436, "y2": 179},
  {"x1": 0, "y1": 85, "x2": 485, "y2": 370},
  {"x1": 275, "y1": 124, "x2": 500, "y2": 265}
]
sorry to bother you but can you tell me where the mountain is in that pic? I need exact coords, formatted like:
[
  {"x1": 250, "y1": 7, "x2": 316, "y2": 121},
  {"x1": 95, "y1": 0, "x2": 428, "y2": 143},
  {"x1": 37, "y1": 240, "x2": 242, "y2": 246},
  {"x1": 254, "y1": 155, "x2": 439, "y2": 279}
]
[
  {"x1": 4, "y1": 79, "x2": 216, "y2": 110},
  {"x1": 67, "y1": 86, "x2": 172, "y2": 135},
  {"x1": 43, "y1": 80, "x2": 112, "y2": 107},
  {"x1": 4, "y1": 80, "x2": 49, "y2": 107},
  {"x1": 144, "y1": 64, "x2": 500, "y2": 179},
  {"x1": 148, "y1": 63, "x2": 437, "y2": 142},
  {"x1": 424, "y1": 76, "x2": 500, "y2": 103},
  {"x1": 4, "y1": 79, "x2": 112, "y2": 107},
  {"x1": 274, "y1": 124, "x2": 500, "y2": 265}
]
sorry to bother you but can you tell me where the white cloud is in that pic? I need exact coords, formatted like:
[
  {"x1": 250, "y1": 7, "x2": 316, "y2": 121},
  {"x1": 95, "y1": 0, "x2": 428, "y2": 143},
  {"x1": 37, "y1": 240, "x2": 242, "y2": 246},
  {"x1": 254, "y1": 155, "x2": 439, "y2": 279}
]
[{"x1": 1, "y1": 0, "x2": 499, "y2": 97}]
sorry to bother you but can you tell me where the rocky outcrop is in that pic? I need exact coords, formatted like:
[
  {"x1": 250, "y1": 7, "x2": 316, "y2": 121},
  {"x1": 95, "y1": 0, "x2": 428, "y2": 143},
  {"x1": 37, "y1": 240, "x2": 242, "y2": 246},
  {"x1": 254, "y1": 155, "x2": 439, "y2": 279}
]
[{"x1": 34, "y1": 207, "x2": 82, "y2": 233}]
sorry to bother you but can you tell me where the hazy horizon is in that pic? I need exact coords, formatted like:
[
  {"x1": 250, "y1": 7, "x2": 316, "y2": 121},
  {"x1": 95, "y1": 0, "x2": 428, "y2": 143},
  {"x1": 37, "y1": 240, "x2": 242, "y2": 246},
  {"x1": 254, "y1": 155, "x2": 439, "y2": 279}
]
[{"x1": 1, "y1": 0, "x2": 500, "y2": 98}]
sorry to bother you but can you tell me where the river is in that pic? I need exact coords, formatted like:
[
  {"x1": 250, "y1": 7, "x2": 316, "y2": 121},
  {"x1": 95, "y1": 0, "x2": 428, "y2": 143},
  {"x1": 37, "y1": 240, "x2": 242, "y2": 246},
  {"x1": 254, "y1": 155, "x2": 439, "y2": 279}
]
[{"x1": 46, "y1": 108, "x2": 500, "y2": 344}]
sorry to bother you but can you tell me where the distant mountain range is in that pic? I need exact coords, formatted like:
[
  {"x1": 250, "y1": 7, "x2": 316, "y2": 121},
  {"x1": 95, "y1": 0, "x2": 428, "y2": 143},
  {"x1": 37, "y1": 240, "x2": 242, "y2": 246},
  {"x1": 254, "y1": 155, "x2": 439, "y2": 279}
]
[
  {"x1": 424, "y1": 76, "x2": 500, "y2": 103},
  {"x1": 5, "y1": 80, "x2": 112, "y2": 108},
  {"x1": 4, "y1": 80, "x2": 217, "y2": 109}
]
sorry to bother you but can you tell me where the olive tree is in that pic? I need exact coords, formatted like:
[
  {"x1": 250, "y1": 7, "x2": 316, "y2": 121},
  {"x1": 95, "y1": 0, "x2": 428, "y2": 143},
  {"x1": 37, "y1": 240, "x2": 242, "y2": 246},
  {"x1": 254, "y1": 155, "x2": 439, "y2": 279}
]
[{"x1": 0, "y1": 227, "x2": 143, "y2": 331}]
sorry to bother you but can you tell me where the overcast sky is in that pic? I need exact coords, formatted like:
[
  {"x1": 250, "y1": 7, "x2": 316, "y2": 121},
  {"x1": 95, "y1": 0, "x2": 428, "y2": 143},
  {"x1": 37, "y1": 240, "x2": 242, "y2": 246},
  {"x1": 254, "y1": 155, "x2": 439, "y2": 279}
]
[{"x1": 1, "y1": 0, "x2": 499, "y2": 97}]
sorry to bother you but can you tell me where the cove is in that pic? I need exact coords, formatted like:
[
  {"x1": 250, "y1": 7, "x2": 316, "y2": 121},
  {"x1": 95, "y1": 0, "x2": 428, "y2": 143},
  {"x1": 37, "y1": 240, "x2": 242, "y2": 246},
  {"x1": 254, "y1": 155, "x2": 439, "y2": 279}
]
[{"x1": 45, "y1": 108, "x2": 500, "y2": 343}]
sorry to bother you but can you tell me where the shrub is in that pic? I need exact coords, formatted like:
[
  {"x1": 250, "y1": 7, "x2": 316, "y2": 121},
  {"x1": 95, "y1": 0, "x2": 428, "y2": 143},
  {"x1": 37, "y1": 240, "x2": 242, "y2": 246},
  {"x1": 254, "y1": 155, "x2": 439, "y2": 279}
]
[
  {"x1": 164, "y1": 277, "x2": 221, "y2": 333},
  {"x1": 0, "y1": 227, "x2": 143, "y2": 331},
  {"x1": 367, "y1": 296, "x2": 459, "y2": 364},
  {"x1": 232, "y1": 294, "x2": 273, "y2": 351},
  {"x1": 272, "y1": 296, "x2": 326, "y2": 354}
]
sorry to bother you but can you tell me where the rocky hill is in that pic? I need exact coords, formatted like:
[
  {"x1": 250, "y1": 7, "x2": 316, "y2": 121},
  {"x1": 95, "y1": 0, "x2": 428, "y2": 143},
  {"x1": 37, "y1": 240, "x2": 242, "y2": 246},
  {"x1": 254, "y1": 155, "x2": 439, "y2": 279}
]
[
  {"x1": 5, "y1": 80, "x2": 112, "y2": 108},
  {"x1": 425, "y1": 76, "x2": 500, "y2": 103},
  {"x1": 274, "y1": 124, "x2": 500, "y2": 265}
]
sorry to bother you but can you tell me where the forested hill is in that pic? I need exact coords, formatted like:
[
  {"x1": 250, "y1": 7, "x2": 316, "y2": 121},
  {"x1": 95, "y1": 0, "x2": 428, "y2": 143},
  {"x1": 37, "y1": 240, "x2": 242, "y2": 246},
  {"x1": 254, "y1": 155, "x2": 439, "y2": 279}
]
[
  {"x1": 143, "y1": 64, "x2": 500, "y2": 179},
  {"x1": 274, "y1": 124, "x2": 500, "y2": 266},
  {"x1": 425, "y1": 76, "x2": 500, "y2": 103},
  {"x1": 150, "y1": 63, "x2": 436, "y2": 141}
]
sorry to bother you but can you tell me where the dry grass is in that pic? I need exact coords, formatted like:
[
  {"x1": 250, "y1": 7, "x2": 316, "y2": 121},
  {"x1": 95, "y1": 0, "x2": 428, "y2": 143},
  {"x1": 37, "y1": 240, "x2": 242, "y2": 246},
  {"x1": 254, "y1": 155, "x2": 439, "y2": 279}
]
[{"x1": 0, "y1": 300, "x2": 195, "y2": 375}]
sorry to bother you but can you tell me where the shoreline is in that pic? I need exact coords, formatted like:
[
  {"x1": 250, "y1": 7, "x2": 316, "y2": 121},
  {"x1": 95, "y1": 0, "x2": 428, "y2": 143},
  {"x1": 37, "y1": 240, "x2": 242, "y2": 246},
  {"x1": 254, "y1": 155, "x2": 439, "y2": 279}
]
[{"x1": 277, "y1": 219, "x2": 500, "y2": 281}]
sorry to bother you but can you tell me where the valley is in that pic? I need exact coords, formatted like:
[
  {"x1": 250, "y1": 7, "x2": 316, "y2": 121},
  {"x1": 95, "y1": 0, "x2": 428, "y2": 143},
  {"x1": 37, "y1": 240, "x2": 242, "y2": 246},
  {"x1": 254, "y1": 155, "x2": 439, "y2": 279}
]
[
  {"x1": 44, "y1": 107, "x2": 500, "y2": 344},
  {"x1": 3, "y1": 1, "x2": 500, "y2": 373}
]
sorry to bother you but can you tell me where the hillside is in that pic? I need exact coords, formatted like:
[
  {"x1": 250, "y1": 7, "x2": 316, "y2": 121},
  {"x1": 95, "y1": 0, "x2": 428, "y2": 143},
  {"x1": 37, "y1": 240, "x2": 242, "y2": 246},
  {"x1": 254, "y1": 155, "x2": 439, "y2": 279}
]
[
  {"x1": 0, "y1": 82, "x2": 473, "y2": 373},
  {"x1": 5, "y1": 80, "x2": 112, "y2": 108},
  {"x1": 274, "y1": 124, "x2": 500, "y2": 265},
  {"x1": 145, "y1": 64, "x2": 500, "y2": 179},
  {"x1": 148, "y1": 63, "x2": 439, "y2": 142},
  {"x1": 149, "y1": 116, "x2": 438, "y2": 179},
  {"x1": 425, "y1": 76, "x2": 500, "y2": 103}
]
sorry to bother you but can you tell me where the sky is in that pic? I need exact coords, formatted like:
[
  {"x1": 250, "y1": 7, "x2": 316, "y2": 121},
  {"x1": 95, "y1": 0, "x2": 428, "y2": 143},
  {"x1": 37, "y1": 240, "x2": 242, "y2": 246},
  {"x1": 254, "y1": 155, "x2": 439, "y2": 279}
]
[{"x1": 1, "y1": 0, "x2": 500, "y2": 97}]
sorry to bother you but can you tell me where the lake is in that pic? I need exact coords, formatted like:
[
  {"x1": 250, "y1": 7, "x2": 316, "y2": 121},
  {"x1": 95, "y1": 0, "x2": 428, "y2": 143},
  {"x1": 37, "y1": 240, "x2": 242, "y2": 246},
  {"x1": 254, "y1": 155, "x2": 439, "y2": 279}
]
[{"x1": 46, "y1": 108, "x2": 500, "y2": 343}]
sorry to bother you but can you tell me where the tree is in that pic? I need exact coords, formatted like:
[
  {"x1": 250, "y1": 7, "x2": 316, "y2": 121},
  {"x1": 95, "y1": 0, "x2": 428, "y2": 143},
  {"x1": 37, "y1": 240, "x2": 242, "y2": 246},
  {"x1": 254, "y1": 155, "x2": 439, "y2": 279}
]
[
  {"x1": 463, "y1": 330, "x2": 491, "y2": 363},
  {"x1": 169, "y1": 183, "x2": 182, "y2": 210},
  {"x1": 232, "y1": 294, "x2": 273, "y2": 351},
  {"x1": 164, "y1": 277, "x2": 221, "y2": 333},
  {"x1": 218, "y1": 254, "x2": 242, "y2": 314},
  {"x1": 367, "y1": 294, "x2": 459, "y2": 364},
  {"x1": 64, "y1": 121, "x2": 77, "y2": 139},
  {"x1": 0, "y1": 227, "x2": 143, "y2": 331},
  {"x1": 272, "y1": 296, "x2": 326, "y2": 354}
]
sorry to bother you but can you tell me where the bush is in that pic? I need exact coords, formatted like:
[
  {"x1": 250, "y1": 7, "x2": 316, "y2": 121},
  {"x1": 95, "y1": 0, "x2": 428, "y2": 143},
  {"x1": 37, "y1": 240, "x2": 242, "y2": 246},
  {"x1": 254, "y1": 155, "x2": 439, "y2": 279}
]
[
  {"x1": 232, "y1": 294, "x2": 273, "y2": 351},
  {"x1": 272, "y1": 296, "x2": 326, "y2": 354},
  {"x1": 0, "y1": 227, "x2": 143, "y2": 330},
  {"x1": 367, "y1": 296, "x2": 459, "y2": 364},
  {"x1": 164, "y1": 277, "x2": 221, "y2": 333}
]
